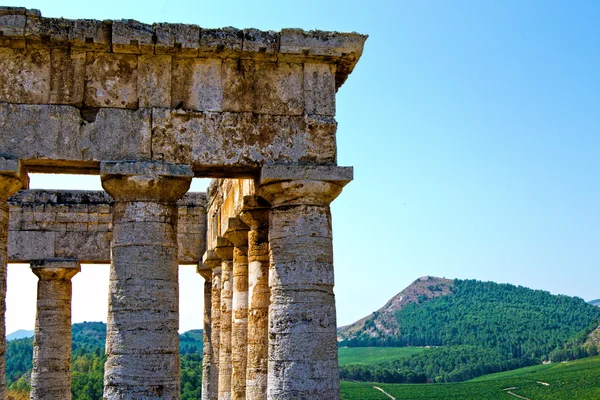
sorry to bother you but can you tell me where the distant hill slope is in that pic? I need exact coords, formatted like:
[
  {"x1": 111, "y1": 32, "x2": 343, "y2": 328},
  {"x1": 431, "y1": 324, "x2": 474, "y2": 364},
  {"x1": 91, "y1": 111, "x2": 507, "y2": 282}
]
[
  {"x1": 339, "y1": 277, "x2": 600, "y2": 352},
  {"x1": 6, "y1": 330, "x2": 34, "y2": 341},
  {"x1": 338, "y1": 277, "x2": 600, "y2": 383},
  {"x1": 338, "y1": 276, "x2": 454, "y2": 341},
  {"x1": 6, "y1": 321, "x2": 204, "y2": 398},
  {"x1": 589, "y1": 299, "x2": 600, "y2": 307}
]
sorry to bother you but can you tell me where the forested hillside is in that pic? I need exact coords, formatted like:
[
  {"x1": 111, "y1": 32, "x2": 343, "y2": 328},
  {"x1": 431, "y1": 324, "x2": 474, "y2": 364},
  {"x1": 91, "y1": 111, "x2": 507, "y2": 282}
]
[
  {"x1": 339, "y1": 278, "x2": 600, "y2": 383},
  {"x1": 6, "y1": 322, "x2": 203, "y2": 400}
]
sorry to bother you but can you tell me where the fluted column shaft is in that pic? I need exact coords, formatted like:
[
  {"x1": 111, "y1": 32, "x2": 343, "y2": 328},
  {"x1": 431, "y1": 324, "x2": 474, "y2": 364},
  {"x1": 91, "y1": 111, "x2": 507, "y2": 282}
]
[
  {"x1": 30, "y1": 259, "x2": 80, "y2": 400},
  {"x1": 239, "y1": 197, "x2": 270, "y2": 400},
  {"x1": 259, "y1": 166, "x2": 352, "y2": 400},
  {"x1": 0, "y1": 159, "x2": 26, "y2": 398},
  {"x1": 224, "y1": 219, "x2": 250, "y2": 400},
  {"x1": 201, "y1": 250, "x2": 222, "y2": 400},
  {"x1": 215, "y1": 238, "x2": 234, "y2": 400},
  {"x1": 101, "y1": 161, "x2": 192, "y2": 399}
]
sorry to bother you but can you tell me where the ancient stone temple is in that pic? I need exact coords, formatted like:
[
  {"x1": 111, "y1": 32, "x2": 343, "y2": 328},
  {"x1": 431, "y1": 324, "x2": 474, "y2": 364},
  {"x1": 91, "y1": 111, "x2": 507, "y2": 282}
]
[{"x1": 0, "y1": 6, "x2": 366, "y2": 399}]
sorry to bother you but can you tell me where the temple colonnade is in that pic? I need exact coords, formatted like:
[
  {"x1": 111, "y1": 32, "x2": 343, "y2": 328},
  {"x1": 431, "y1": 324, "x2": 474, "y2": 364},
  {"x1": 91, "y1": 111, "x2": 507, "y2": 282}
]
[{"x1": 0, "y1": 6, "x2": 366, "y2": 399}]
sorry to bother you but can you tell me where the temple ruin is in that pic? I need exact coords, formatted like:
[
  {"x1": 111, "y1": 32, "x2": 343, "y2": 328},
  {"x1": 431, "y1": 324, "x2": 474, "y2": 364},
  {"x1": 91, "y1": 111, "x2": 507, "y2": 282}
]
[{"x1": 0, "y1": 6, "x2": 366, "y2": 399}]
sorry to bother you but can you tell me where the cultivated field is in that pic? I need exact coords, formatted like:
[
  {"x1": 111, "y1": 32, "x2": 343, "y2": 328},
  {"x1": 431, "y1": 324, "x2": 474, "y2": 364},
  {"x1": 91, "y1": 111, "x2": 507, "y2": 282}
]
[
  {"x1": 338, "y1": 347, "x2": 428, "y2": 365},
  {"x1": 341, "y1": 355, "x2": 600, "y2": 399}
]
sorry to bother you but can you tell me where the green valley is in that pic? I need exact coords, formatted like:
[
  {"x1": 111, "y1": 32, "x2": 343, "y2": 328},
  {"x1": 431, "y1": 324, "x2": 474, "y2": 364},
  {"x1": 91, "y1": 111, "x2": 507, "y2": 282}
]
[
  {"x1": 339, "y1": 277, "x2": 600, "y2": 383},
  {"x1": 341, "y1": 355, "x2": 600, "y2": 399}
]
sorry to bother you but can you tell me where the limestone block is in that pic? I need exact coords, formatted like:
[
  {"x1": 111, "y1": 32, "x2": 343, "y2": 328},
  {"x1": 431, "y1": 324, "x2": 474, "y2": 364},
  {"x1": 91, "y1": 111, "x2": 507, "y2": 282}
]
[
  {"x1": 112, "y1": 19, "x2": 154, "y2": 54},
  {"x1": 301, "y1": 114, "x2": 338, "y2": 164},
  {"x1": 178, "y1": 214, "x2": 205, "y2": 234},
  {"x1": 151, "y1": 110, "x2": 337, "y2": 169},
  {"x1": 0, "y1": 104, "x2": 83, "y2": 161},
  {"x1": 138, "y1": 55, "x2": 171, "y2": 108},
  {"x1": 260, "y1": 165, "x2": 353, "y2": 185},
  {"x1": 199, "y1": 27, "x2": 243, "y2": 56},
  {"x1": 20, "y1": 48, "x2": 51, "y2": 103},
  {"x1": 0, "y1": 8, "x2": 26, "y2": 37},
  {"x1": 69, "y1": 19, "x2": 111, "y2": 51},
  {"x1": 0, "y1": 48, "x2": 24, "y2": 101},
  {"x1": 242, "y1": 28, "x2": 279, "y2": 54},
  {"x1": 154, "y1": 23, "x2": 200, "y2": 57},
  {"x1": 25, "y1": 16, "x2": 71, "y2": 47},
  {"x1": 54, "y1": 231, "x2": 110, "y2": 261},
  {"x1": 151, "y1": 108, "x2": 221, "y2": 164},
  {"x1": 222, "y1": 59, "x2": 255, "y2": 113},
  {"x1": 8, "y1": 231, "x2": 55, "y2": 261},
  {"x1": 54, "y1": 209, "x2": 88, "y2": 223},
  {"x1": 280, "y1": 28, "x2": 367, "y2": 58},
  {"x1": 81, "y1": 108, "x2": 152, "y2": 161},
  {"x1": 49, "y1": 49, "x2": 86, "y2": 106},
  {"x1": 178, "y1": 232, "x2": 203, "y2": 264},
  {"x1": 171, "y1": 58, "x2": 222, "y2": 111},
  {"x1": 254, "y1": 62, "x2": 303, "y2": 115},
  {"x1": 84, "y1": 53, "x2": 138, "y2": 108},
  {"x1": 0, "y1": 48, "x2": 61, "y2": 104},
  {"x1": 304, "y1": 63, "x2": 336, "y2": 116}
]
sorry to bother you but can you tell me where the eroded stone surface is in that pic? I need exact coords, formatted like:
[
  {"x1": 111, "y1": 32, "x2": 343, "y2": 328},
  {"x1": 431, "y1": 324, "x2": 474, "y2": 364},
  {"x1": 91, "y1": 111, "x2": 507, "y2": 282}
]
[
  {"x1": 239, "y1": 197, "x2": 270, "y2": 400},
  {"x1": 0, "y1": 160, "x2": 26, "y2": 400},
  {"x1": 0, "y1": 7, "x2": 364, "y2": 399},
  {"x1": 30, "y1": 259, "x2": 80, "y2": 400},
  {"x1": 215, "y1": 237, "x2": 234, "y2": 400},
  {"x1": 8, "y1": 190, "x2": 206, "y2": 263},
  {"x1": 101, "y1": 162, "x2": 191, "y2": 398},
  {"x1": 224, "y1": 218, "x2": 250, "y2": 400}
]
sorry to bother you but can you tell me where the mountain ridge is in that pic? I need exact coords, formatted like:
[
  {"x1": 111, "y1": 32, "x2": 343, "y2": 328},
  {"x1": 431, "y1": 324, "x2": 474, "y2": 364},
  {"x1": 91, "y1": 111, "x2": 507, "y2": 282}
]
[{"x1": 6, "y1": 330, "x2": 34, "y2": 341}]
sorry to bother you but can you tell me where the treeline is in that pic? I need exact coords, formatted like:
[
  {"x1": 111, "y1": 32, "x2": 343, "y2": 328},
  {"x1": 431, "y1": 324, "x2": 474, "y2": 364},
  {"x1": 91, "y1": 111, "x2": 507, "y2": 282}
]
[
  {"x1": 339, "y1": 279, "x2": 600, "y2": 382},
  {"x1": 6, "y1": 322, "x2": 203, "y2": 400},
  {"x1": 340, "y1": 345, "x2": 536, "y2": 383}
]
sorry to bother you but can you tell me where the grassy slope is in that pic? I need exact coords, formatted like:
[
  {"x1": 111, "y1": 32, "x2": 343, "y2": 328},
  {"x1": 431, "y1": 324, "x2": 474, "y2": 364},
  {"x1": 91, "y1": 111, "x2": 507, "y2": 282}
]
[
  {"x1": 338, "y1": 347, "x2": 427, "y2": 365},
  {"x1": 341, "y1": 355, "x2": 600, "y2": 400}
]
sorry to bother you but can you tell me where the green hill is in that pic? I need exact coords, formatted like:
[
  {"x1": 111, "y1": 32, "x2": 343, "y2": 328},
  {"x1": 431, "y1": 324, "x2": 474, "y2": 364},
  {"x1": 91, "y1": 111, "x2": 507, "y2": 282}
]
[
  {"x1": 341, "y1": 355, "x2": 600, "y2": 399},
  {"x1": 339, "y1": 277, "x2": 600, "y2": 383}
]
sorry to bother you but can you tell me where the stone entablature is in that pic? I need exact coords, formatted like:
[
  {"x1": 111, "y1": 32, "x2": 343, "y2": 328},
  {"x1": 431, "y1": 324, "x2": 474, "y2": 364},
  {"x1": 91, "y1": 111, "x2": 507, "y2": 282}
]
[
  {"x1": 0, "y1": 7, "x2": 366, "y2": 175},
  {"x1": 7, "y1": 189, "x2": 207, "y2": 263}
]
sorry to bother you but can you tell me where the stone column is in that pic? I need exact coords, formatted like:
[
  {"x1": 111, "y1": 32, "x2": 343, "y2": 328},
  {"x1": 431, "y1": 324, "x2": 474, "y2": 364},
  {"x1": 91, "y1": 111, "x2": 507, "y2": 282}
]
[
  {"x1": 224, "y1": 218, "x2": 250, "y2": 400},
  {"x1": 239, "y1": 196, "x2": 270, "y2": 400},
  {"x1": 101, "y1": 161, "x2": 192, "y2": 399},
  {"x1": 214, "y1": 237, "x2": 234, "y2": 400},
  {"x1": 197, "y1": 266, "x2": 212, "y2": 400},
  {"x1": 30, "y1": 259, "x2": 80, "y2": 400},
  {"x1": 0, "y1": 158, "x2": 26, "y2": 398},
  {"x1": 201, "y1": 250, "x2": 222, "y2": 400},
  {"x1": 258, "y1": 165, "x2": 352, "y2": 400}
]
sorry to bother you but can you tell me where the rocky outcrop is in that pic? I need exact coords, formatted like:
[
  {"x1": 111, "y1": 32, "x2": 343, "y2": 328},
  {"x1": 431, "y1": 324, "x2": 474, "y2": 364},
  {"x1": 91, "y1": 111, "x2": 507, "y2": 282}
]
[{"x1": 338, "y1": 276, "x2": 455, "y2": 342}]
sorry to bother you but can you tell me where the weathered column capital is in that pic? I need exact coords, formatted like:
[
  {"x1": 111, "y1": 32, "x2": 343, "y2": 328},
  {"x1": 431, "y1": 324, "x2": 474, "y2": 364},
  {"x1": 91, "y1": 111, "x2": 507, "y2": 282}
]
[
  {"x1": 214, "y1": 236, "x2": 234, "y2": 261},
  {"x1": 258, "y1": 165, "x2": 353, "y2": 207},
  {"x1": 100, "y1": 161, "x2": 193, "y2": 202},
  {"x1": 197, "y1": 266, "x2": 212, "y2": 281},
  {"x1": 223, "y1": 217, "x2": 249, "y2": 249},
  {"x1": 203, "y1": 250, "x2": 222, "y2": 271},
  {"x1": 0, "y1": 158, "x2": 28, "y2": 199},
  {"x1": 30, "y1": 258, "x2": 81, "y2": 280},
  {"x1": 239, "y1": 196, "x2": 270, "y2": 230}
]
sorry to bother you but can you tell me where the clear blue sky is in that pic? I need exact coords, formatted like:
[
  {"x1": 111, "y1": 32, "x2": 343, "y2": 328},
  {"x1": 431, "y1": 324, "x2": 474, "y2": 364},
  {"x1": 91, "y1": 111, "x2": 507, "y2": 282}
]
[{"x1": 6, "y1": 0, "x2": 599, "y2": 332}]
